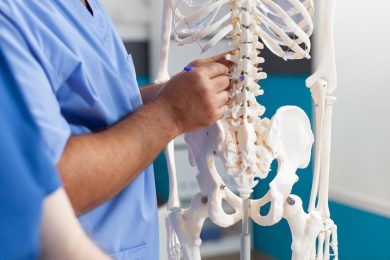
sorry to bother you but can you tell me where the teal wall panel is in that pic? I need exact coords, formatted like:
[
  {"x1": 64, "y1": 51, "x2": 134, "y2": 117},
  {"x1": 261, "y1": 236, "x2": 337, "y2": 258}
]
[
  {"x1": 153, "y1": 151, "x2": 170, "y2": 203},
  {"x1": 136, "y1": 76, "x2": 150, "y2": 88}
]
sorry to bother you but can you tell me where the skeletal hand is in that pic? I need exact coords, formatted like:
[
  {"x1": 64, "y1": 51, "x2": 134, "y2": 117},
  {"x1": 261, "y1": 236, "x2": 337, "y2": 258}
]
[
  {"x1": 156, "y1": 60, "x2": 231, "y2": 134},
  {"x1": 166, "y1": 215, "x2": 181, "y2": 260},
  {"x1": 316, "y1": 218, "x2": 338, "y2": 260}
]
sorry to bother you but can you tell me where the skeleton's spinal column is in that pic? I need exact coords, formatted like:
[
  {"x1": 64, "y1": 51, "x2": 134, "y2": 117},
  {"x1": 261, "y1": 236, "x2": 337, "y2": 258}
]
[{"x1": 221, "y1": 0, "x2": 273, "y2": 199}]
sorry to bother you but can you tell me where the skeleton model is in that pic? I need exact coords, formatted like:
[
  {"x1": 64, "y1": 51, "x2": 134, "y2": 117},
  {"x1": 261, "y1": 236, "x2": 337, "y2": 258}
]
[{"x1": 154, "y1": 0, "x2": 339, "y2": 259}]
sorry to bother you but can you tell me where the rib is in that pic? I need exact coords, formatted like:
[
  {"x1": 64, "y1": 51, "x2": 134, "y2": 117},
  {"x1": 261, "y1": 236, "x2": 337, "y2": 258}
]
[
  {"x1": 176, "y1": 12, "x2": 231, "y2": 45},
  {"x1": 174, "y1": 0, "x2": 230, "y2": 32}
]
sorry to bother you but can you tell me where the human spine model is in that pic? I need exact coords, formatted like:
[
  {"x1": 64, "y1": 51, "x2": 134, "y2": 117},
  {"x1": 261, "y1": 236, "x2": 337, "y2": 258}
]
[{"x1": 154, "y1": 0, "x2": 339, "y2": 259}]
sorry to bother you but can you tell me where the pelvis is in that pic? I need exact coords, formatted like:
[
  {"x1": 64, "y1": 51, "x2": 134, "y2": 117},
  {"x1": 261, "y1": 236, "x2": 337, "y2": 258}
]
[
  {"x1": 250, "y1": 106, "x2": 314, "y2": 226},
  {"x1": 168, "y1": 106, "x2": 313, "y2": 260},
  {"x1": 184, "y1": 105, "x2": 313, "y2": 228}
]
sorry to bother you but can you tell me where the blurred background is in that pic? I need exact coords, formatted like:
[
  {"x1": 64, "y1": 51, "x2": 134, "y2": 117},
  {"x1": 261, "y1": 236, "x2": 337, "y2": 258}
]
[{"x1": 101, "y1": 0, "x2": 390, "y2": 259}]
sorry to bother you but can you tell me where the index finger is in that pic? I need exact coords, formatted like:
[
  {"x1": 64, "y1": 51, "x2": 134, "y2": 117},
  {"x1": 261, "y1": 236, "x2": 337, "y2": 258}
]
[
  {"x1": 189, "y1": 51, "x2": 235, "y2": 69},
  {"x1": 210, "y1": 51, "x2": 235, "y2": 68},
  {"x1": 198, "y1": 62, "x2": 229, "y2": 78}
]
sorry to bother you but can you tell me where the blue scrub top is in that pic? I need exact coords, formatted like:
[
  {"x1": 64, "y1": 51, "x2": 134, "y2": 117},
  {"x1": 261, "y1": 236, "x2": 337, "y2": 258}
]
[
  {"x1": 0, "y1": 50, "x2": 60, "y2": 258},
  {"x1": 0, "y1": 1, "x2": 159, "y2": 259}
]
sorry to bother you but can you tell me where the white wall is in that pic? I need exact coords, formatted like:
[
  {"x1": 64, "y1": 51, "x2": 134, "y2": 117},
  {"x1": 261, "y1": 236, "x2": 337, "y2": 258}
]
[
  {"x1": 325, "y1": 0, "x2": 390, "y2": 217},
  {"x1": 101, "y1": 0, "x2": 151, "y2": 41}
]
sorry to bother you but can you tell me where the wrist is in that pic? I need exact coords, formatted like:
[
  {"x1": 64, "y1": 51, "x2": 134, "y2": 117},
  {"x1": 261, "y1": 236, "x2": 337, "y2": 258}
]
[{"x1": 149, "y1": 96, "x2": 183, "y2": 138}]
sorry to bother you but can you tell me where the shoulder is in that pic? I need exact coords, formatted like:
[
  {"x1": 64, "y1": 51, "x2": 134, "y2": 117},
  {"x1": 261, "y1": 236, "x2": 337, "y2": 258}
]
[
  {"x1": 0, "y1": 1, "x2": 63, "y2": 26},
  {"x1": 0, "y1": 0, "x2": 60, "y2": 12},
  {"x1": 0, "y1": 0, "x2": 43, "y2": 14},
  {"x1": 0, "y1": 0, "x2": 72, "y2": 51}
]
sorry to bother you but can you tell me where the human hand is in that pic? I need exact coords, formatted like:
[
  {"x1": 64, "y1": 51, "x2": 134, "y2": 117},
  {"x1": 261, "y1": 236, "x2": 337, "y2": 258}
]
[{"x1": 156, "y1": 56, "x2": 232, "y2": 134}]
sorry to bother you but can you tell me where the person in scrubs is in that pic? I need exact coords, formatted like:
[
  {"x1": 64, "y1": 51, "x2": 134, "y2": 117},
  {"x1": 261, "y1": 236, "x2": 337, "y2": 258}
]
[
  {"x1": 0, "y1": 1, "x2": 230, "y2": 258},
  {"x1": 0, "y1": 49, "x2": 108, "y2": 259}
]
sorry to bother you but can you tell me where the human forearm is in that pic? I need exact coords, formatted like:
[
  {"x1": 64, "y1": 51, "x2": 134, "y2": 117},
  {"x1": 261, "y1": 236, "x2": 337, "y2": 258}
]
[
  {"x1": 58, "y1": 98, "x2": 179, "y2": 215},
  {"x1": 40, "y1": 189, "x2": 109, "y2": 260}
]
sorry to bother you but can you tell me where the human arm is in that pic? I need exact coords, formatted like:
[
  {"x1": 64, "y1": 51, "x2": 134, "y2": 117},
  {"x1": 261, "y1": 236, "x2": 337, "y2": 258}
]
[
  {"x1": 40, "y1": 188, "x2": 109, "y2": 260},
  {"x1": 58, "y1": 61, "x2": 230, "y2": 215}
]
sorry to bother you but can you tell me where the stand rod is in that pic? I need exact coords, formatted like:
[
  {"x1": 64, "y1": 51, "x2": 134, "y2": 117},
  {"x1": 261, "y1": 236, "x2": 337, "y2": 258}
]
[{"x1": 240, "y1": 198, "x2": 251, "y2": 260}]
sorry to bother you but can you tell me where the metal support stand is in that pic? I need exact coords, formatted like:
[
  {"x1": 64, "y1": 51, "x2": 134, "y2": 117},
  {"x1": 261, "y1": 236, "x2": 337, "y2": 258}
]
[{"x1": 240, "y1": 198, "x2": 251, "y2": 260}]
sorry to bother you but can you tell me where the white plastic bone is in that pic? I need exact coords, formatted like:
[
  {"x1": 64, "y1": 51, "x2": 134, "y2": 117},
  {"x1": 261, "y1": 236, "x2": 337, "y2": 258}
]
[
  {"x1": 172, "y1": 0, "x2": 314, "y2": 60},
  {"x1": 255, "y1": 9, "x2": 310, "y2": 59},
  {"x1": 315, "y1": 218, "x2": 338, "y2": 260},
  {"x1": 250, "y1": 106, "x2": 314, "y2": 226},
  {"x1": 185, "y1": 122, "x2": 242, "y2": 227},
  {"x1": 308, "y1": 79, "x2": 327, "y2": 213},
  {"x1": 283, "y1": 195, "x2": 323, "y2": 260},
  {"x1": 167, "y1": 124, "x2": 244, "y2": 260},
  {"x1": 256, "y1": 0, "x2": 313, "y2": 59},
  {"x1": 173, "y1": 0, "x2": 229, "y2": 33},
  {"x1": 176, "y1": 13, "x2": 231, "y2": 46},
  {"x1": 258, "y1": 0, "x2": 313, "y2": 36},
  {"x1": 155, "y1": 0, "x2": 173, "y2": 83},
  {"x1": 169, "y1": 193, "x2": 208, "y2": 260},
  {"x1": 306, "y1": 0, "x2": 337, "y2": 94},
  {"x1": 307, "y1": 0, "x2": 337, "y2": 215},
  {"x1": 312, "y1": 96, "x2": 338, "y2": 260},
  {"x1": 330, "y1": 223, "x2": 339, "y2": 260},
  {"x1": 202, "y1": 24, "x2": 234, "y2": 52},
  {"x1": 317, "y1": 96, "x2": 336, "y2": 218},
  {"x1": 306, "y1": 1, "x2": 339, "y2": 259},
  {"x1": 154, "y1": 2, "x2": 182, "y2": 259},
  {"x1": 165, "y1": 141, "x2": 181, "y2": 260},
  {"x1": 256, "y1": 2, "x2": 312, "y2": 46}
]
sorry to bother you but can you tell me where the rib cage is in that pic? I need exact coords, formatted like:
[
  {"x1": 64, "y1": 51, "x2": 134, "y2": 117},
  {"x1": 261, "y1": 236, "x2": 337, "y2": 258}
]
[
  {"x1": 171, "y1": 0, "x2": 314, "y2": 198},
  {"x1": 171, "y1": 0, "x2": 314, "y2": 59}
]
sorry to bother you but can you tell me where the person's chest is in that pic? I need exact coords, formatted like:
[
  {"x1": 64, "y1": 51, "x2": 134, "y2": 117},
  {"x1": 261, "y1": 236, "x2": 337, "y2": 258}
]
[{"x1": 23, "y1": 0, "x2": 142, "y2": 132}]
